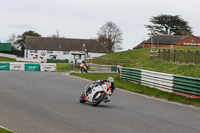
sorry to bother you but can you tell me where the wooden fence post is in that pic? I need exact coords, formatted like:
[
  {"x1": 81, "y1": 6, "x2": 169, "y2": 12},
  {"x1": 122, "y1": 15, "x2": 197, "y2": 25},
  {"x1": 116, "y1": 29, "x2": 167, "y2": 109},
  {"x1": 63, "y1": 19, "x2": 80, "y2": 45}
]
[
  {"x1": 187, "y1": 50, "x2": 190, "y2": 64},
  {"x1": 168, "y1": 49, "x2": 170, "y2": 62},
  {"x1": 163, "y1": 49, "x2": 165, "y2": 61},
  {"x1": 174, "y1": 50, "x2": 176, "y2": 63},
  {"x1": 180, "y1": 50, "x2": 183, "y2": 64},
  {"x1": 195, "y1": 50, "x2": 199, "y2": 65}
]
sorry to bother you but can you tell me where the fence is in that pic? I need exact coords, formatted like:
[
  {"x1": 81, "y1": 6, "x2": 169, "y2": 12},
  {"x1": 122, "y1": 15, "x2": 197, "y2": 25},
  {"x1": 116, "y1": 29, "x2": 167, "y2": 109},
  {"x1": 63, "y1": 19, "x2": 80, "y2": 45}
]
[
  {"x1": 120, "y1": 67, "x2": 200, "y2": 98},
  {"x1": 87, "y1": 57, "x2": 138, "y2": 65},
  {"x1": 0, "y1": 62, "x2": 56, "y2": 72},
  {"x1": 151, "y1": 49, "x2": 200, "y2": 65},
  {"x1": 173, "y1": 75, "x2": 200, "y2": 98},
  {"x1": 88, "y1": 64, "x2": 117, "y2": 72}
]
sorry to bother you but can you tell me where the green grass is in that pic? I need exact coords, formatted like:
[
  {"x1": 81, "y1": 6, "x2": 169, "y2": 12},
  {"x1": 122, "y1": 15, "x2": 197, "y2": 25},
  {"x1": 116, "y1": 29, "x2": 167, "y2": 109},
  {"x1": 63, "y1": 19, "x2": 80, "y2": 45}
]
[
  {"x1": 56, "y1": 63, "x2": 80, "y2": 72},
  {"x1": 70, "y1": 73, "x2": 200, "y2": 107},
  {"x1": 0, "y1": 57, "x2": 16, "y2": 62},
  {"x1": 91, "y1": 46, "x2": 200, "y2": 78},
  {"x1": 0, "y1": 127, "x2": 14, "y2": 133}
]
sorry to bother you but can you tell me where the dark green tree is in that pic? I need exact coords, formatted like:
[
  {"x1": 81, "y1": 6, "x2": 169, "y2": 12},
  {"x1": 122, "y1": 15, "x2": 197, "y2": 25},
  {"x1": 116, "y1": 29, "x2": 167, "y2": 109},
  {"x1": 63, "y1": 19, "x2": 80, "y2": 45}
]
[
  {"x1": 145, "y1": 14, "x2": 192, "y2": 35},
  {"x1": 15, "y1": 30, "x2": 41, "y2": 51},
  {"x1": 97, "y1": 22, "x2": 123, "y2": 53}
]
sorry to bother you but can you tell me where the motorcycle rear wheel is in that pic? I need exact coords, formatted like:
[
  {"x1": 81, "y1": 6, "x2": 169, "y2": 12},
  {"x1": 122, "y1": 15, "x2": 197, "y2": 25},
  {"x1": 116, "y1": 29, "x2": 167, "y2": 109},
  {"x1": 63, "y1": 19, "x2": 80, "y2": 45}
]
[{"x1": 92, "y1": 92, "x2": 106, "y2": 106}]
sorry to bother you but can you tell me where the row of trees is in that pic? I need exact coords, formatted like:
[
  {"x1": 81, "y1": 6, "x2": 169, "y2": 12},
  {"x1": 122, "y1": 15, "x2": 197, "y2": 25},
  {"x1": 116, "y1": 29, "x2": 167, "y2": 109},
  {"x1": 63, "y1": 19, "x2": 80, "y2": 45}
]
[{"x1": 6, "y1": 14, "x2": 193, "y2": 53}]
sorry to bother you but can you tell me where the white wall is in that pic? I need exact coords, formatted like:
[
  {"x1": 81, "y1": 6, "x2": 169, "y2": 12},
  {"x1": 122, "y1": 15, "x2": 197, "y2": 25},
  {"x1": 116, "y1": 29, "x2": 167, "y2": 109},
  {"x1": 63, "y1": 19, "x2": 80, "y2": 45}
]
[
  {"x1": 24, "y1": 49, "x2": 107, "y2": 63},
  {"x1": 0, "y1": 53, "x2": 17, "y2": 59},
  {"x1": 87, "y1": 52, "x2": 106, "y2": 59}
]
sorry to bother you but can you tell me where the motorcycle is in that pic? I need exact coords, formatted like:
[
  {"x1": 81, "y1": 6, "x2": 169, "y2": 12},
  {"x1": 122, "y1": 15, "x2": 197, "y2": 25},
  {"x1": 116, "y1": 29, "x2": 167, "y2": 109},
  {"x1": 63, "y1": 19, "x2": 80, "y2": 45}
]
[
  {"x1": 79, "y1": 81, "x2": 112, "y2": 106},
  {"x1": 80, "y1": 63, "x2": 88, "y2": 73}
]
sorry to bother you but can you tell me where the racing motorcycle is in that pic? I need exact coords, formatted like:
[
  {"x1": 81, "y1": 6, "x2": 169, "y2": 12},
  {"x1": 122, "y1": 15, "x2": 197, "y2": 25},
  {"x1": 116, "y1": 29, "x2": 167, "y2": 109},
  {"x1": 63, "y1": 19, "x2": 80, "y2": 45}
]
[{"x1": 79, "y1": 80, "x2": 112, "y2": 106}]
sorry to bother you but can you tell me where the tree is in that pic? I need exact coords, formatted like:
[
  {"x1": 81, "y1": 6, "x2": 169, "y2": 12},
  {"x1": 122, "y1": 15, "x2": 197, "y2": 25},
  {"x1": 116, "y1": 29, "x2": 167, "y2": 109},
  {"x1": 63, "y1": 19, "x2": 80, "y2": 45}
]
[
  {"x1": 97, "y1": 22, "x2": 123, "y2": 53},
  {"x1": 48, "y1": 30, "x2": 65, "y2": 38},
  {"x1": 7, "y1": 33, "x2": 18, "y2": 49},
  {"x1": 7, "y1": 33, "x2": 16, "y2": 44},
  {"x1": 145, "y1": 14, "x2": 192, "y2": 35},
  {"x1": 15, "y1": 30, "x2": 41, "y2": 51}
]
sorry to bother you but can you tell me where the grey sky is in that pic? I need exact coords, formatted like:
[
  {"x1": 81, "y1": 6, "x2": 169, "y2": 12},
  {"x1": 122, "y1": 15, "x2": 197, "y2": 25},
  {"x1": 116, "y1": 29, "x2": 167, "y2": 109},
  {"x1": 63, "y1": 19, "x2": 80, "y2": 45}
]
[{"x1": 1, "y1": 0, "x2": 200, "y2": 50}]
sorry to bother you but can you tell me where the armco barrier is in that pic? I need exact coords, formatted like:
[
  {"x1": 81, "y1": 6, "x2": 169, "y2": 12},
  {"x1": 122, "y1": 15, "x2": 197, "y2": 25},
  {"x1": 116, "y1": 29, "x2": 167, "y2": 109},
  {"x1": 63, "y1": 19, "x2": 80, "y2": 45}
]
[
  {"x1": 120, "y1": 67, "x2": 200, "y2": 98},
  {"x1": 40, "y1": 63, "x2": 57, "y2": 71},
  {"x1": 120, "y1": 67, "x2": 141, "y2": 83},
  {"x1": 10, "y1": 62, "x2": 25, "y2": 71},
  {"x1": 0, "y1": 62, "x2": 57, "y2": 72},
  {"x1": 0, "y1": 62, "x2": 10, "y2": 70},
  {"x1": 173, "y1": 75, "x2": 200, "y2": 98},
  {"x1": 141, "y1": 70, "x2": 174, "y2": 92},
  {"x1": 25, "y1": 64, "x2": 40, "y2": 71}
]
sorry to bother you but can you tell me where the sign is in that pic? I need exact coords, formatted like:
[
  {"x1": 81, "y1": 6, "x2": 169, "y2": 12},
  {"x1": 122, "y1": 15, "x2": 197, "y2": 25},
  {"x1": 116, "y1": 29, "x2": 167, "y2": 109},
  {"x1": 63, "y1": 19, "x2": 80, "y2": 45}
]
[
  {"x1": 183, "y1": 43, "x2": 200, "y2": 46},
  {"x1": 75, "y1": 55, "x2": 80, "y2": 59},
  {"x1": 41, "y1": 51, "x2": 46, "y2": 56},
  {"x1": 25, "y1": 64, "x2": 40, "y2": 71},
  {"x1": 0, "y1": 63, "x2": 10, "y2": 70}
]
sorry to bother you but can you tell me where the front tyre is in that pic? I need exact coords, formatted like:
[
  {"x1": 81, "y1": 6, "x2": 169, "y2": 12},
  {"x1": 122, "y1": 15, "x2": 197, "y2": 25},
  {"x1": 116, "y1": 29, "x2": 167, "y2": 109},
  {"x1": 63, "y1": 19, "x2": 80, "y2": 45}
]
[
  {"x1": 92, "y1": 92, "x2": 106, "y2": 106},
  {"x1": 79, "y1": 93, "x2": 86, "y2": 103}
]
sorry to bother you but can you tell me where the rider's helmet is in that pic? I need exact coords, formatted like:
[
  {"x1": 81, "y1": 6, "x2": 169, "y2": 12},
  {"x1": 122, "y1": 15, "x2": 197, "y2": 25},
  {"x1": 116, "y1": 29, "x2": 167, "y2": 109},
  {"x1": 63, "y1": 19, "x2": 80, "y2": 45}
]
[{"x1": 108, "y1": 77, "x2": 114, "y2": 83}]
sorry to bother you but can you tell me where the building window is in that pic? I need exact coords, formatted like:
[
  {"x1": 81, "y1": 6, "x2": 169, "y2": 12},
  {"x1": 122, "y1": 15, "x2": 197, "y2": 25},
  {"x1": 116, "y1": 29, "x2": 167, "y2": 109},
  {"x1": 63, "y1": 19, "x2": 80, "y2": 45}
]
[
  {"x1": 63, "y1": 51, "x2": 69, "y2": 55},
  {"x1": 47, "y1": 50, "x2": 53, "y2": 54},
  {"x1": 30, "y1": 50, "x2": 38, "y2": 53},
  {"x1": 50, "y1": 55, "x2": 56, "y2": 59},
  {"x1": 31, "y1": 54, "x2": 33, "y2": 56},
  {"x1": 191, "y1": 39, "x2": 195, "y2": 43},
  {"x1": 74, "y1": 55, "x2": 81, "y2": 59}
]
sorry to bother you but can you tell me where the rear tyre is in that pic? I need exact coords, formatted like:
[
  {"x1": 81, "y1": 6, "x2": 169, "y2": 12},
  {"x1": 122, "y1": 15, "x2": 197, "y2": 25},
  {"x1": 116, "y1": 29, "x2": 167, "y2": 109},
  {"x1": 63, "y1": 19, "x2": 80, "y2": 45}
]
[
  {"x1": 79, "y1": 93, "x2": 86, "y2": 103},
  {"x1": 92, "y1": 92, "x2": 105, "y2": 106}
]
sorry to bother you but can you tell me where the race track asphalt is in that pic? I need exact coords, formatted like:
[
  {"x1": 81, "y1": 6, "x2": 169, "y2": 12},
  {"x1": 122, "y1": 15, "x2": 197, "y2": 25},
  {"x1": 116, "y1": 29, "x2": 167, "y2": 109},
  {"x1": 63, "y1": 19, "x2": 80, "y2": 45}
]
[{"x1": 0, "y1": 71, "x2": 200, "y2": 133}]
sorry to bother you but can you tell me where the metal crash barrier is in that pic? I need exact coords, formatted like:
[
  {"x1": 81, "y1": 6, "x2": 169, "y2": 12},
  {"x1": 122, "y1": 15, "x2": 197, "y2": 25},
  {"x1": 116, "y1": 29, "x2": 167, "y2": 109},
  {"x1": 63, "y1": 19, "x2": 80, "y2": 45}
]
[
  {"x1": 120, "y1": 67, "x2": 200, "y2": 98},
  {"x1": 0, "y1": 62, "x2": 56, "y2": 72}
]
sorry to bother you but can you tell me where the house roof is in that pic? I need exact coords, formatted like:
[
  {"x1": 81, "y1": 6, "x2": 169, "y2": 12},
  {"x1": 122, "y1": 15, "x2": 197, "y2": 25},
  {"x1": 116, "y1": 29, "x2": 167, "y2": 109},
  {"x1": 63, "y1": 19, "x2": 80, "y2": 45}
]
[
  {"x1": 143, "y1": 35, "x2": 191, "y2": 44},
  {"x1": 25, "y1": 36, "x2": 109, "y2": 53}
]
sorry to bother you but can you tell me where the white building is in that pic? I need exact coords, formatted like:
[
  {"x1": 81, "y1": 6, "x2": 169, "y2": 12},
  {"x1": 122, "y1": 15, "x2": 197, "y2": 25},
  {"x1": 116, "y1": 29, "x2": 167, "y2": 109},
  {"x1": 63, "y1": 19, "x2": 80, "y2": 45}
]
[{"x1": 24, "y1": 36, "x2": 108, "y2": 63}]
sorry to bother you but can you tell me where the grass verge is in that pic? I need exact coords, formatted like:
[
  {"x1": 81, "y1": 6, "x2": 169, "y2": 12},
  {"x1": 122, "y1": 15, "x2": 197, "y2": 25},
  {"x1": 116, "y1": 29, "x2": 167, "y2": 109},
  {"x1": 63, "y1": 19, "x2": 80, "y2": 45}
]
[
  {"x1": 0, "y1": 127, "x2": 14, "y2": 133},
  {"x1": 56, "y1": 63, "x2": 80, "y2": 72},
  {"x1": 0, "y1": 57, "x2": 16, "y2": 62},
  {"x1": 70, "y1": 73, "x2": 200, "y2": 107}
]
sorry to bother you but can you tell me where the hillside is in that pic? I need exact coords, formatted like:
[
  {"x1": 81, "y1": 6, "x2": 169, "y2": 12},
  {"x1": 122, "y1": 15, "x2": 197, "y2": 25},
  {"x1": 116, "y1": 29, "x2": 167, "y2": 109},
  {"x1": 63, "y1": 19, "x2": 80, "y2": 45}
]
[{"x1": 91, "y1": 46, "x2": 200, "y2": 78}]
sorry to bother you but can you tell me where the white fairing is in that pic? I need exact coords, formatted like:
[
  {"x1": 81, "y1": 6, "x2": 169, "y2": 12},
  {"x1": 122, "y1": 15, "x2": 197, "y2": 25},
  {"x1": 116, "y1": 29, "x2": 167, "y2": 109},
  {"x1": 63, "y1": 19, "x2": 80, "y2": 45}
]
[{"x1": 87, "y1": 84, "x2": 107, "y2": 102}]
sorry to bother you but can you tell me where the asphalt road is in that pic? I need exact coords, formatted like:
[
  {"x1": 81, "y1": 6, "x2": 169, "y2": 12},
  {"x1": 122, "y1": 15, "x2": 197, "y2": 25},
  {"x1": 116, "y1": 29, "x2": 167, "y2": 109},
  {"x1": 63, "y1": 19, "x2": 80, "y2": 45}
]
[{"x1": 0, "y1": 71, "x2": 200, "y2": 133}]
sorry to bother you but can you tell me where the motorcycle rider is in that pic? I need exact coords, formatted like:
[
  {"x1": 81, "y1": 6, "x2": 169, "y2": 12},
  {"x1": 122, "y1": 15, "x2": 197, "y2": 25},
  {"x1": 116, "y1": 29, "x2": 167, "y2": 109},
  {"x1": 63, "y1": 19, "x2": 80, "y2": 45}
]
[
  {"x1": 86, "y1": 77, "x2": 115, "y2": 95},
  {"x1": 80, "y1": 60, "x2": 88, "y2": 73}
]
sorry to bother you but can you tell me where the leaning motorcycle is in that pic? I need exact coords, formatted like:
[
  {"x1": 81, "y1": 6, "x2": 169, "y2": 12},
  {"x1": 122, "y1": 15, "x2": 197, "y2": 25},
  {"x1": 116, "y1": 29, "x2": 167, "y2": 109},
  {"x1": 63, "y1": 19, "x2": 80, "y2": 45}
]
[{"x1": 79, "y1": 81, "x2": 112, "y2": 106}]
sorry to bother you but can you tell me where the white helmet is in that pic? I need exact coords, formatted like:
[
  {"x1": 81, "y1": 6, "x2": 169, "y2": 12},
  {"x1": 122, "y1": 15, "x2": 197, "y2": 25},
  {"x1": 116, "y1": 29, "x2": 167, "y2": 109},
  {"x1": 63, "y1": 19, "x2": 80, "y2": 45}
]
[{"x1": 108, "y1": 77, "x2": 114, "y2": 83}]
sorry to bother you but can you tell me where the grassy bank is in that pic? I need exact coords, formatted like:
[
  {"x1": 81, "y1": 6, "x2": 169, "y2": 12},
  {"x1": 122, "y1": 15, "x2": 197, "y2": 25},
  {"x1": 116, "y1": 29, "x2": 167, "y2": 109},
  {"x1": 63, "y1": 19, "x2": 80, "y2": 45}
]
[
  {"x1": 56, "y1": 63, "x2": 81, "y2": 72},
  {"x1": 89, "y1": 47, "x2": 200, "y2": 78},
  {"x1": 0, "y1": 57, "x2": 16, "y2": 62},
  {"x1": 70, "y1": 73, "x2": 200, "y2": 107},
  {"x1": 0, "y1": 127, "x2": 14, "y2": 133}
]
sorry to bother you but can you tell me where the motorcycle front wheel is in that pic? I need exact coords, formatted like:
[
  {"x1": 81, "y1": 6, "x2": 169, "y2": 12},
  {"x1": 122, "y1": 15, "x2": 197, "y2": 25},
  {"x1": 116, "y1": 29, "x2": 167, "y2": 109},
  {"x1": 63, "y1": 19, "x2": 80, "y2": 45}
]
[
  {"x1": 79, "y1": 93, "x2": 86, "y2": 103},
  {"x1": 92, "y1": 92, "x2": 106, "y2": 106}
]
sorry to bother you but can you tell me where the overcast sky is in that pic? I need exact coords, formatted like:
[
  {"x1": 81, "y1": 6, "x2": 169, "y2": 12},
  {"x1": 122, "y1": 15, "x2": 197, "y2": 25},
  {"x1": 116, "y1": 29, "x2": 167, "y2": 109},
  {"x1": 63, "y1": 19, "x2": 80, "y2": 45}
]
[{"x1": 1, "y1": 0, "x2": 200, "y2": 50}]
